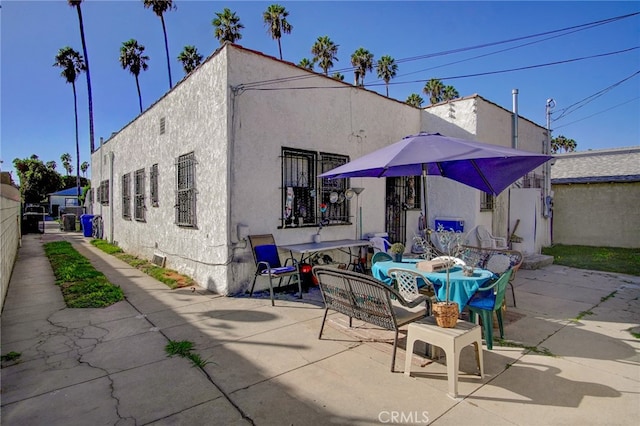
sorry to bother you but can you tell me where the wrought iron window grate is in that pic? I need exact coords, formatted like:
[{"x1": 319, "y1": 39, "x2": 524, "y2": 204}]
[
  {"x1": 150, "y1": 164, "x2": 159, "y2": 207},
  {"x1": 122, "y1": 173, "x2": 131, "y2": 219},
  {"x1": 134, "y1": 168, "x2": 145, "y2": 221},
  {"x1": 175, "y1": 152, "x2": 196, "y2": 227}
]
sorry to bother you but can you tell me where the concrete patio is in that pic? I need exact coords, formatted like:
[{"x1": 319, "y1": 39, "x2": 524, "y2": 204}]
[{"x1": 1, "y1": 230, "x2": 639, "y2": 425}]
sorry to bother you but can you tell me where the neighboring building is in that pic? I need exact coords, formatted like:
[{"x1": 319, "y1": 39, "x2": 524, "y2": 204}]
[
  {"x1": 48, "y1": 187, "x2": 82, "y2": 217},
  {"x1": 551, "y1": 147, "x2": 640, "y2": 248},
  {"x1": 1, "y1": 171, "x2": 21, "y2": 310},
  {"x1": 90, "y1": 43, "x2": 549, "y2": 295}
]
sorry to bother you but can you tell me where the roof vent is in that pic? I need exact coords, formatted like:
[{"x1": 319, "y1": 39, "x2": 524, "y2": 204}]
[{"x1": 160, "y1": 117, "x2": 166, "y2": 135}]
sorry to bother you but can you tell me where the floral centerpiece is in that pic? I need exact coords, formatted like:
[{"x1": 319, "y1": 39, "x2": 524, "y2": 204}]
[{"x1": 389, "y1": 242, "x2": 405, "y2": 262}]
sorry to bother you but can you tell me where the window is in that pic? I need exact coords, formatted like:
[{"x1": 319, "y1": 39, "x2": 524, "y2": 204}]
[
  {"x1": 281, "y1": 148, "x2": 349, "y2": 228},
  {"x1": 99, "y1": 180, "x2": 110, "y2": 206},
  {"x1": 480, "y1": 192, "x2": 494, "y2": 211},
  {"x1": 134, "y1": 168, "x2": 145, "y2": 221},
  {"x1": 122, "y1": 173, "x2": 131, "y2": 219},
  {"x1": 175, "y1": 152, "x2": 196, "y2": 227},
  {"x1": 150, "y1": 164, "x2": 159, "y2": 207}
]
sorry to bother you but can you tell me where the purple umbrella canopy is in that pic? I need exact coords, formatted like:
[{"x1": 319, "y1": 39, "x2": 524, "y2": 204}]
[{"x1": 320, "y1": 132, "x2": 553, "y2": 196}]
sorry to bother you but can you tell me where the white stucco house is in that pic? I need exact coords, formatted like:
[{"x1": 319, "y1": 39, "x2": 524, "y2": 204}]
[{"x1": 90, "y1": 43, "x2": 550, "y2": 295}]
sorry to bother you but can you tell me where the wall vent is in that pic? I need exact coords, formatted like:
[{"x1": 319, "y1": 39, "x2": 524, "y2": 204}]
[{"x1": 160, "y1": 117, "x2": 166, "y2": 135}]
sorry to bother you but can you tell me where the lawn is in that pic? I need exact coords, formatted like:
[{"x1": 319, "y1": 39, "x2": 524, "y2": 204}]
[{"x1": 542, "y1": 244, "x2": 640, "y2": 276}]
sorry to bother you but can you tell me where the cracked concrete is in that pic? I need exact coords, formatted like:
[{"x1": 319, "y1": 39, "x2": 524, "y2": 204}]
[{"x1": 1, "y1": 231, "x2": 639, "y2": 425}]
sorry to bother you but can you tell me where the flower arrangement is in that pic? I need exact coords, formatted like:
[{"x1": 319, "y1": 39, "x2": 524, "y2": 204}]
[{"x1": 389, "y1": 242, "x2": 405, "y2": 254}]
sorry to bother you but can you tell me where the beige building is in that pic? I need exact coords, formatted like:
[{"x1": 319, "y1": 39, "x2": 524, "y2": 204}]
[
  {"x1": 90, "y1": 43, "x2": 549, "y2": 295},
  {"x1": 551, "y1": 147, "x2": 640, "y2": 248}
]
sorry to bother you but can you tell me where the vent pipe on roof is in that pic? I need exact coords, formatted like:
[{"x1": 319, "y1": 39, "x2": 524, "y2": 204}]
[{"x1": 512, "y1": 89, "x2": 519, "y2": 149}]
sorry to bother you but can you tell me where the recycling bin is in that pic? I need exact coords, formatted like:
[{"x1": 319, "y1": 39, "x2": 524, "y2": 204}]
[{"x1": 80, "y1": 214, "x2": 94, "y2": 237}]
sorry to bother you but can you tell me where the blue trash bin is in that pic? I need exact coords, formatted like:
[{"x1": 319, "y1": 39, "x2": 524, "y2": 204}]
[{"x1": 81, "y1": 214, "x2": 94, "y2": 237}]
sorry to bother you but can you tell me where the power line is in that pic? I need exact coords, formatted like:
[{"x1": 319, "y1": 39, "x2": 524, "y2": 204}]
[
  {"x1": 552, "y1": 70, "x2": 640, "y2": 121},
  {"x1": 239, "y1": 11, "x2": 639, "y2": 90},
  {"x1": 553, "y1": 96, "x2": 640, "y2": 130}
]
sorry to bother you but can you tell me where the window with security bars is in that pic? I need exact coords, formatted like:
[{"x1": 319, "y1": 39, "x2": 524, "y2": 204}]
[
  {"x1": 134, "y1": 168, "x2": 145, "y2": 221},
  {"x1": 480, "y1": 192, "x2": 494, "y2": 211},
  {"x1": 98, "y1": 180, "x2": 110, "y2": 205},
  {"x1": 175, "y1": 152, "x2": 196, "y2": 227},
  {"x1": 281, "y1": 148, "x2": 349, "y2": 228},
  {"x1": 150, "y1": 164, "x2": 159, "y2": 207},
  {"x1": 122, "y1": 173, "x2": 131, "y2": 219}
]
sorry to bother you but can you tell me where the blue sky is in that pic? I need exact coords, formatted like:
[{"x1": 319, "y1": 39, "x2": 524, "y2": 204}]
[{"x1": 2, "y1": 1, "x2": 639, "y2": 180}]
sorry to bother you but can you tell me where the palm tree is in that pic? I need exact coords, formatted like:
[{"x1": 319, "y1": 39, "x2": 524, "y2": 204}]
[
  {"x1": 298, "y1": 58, "x2": 314, "y2": 70},
  {"x1": 143, "y1": 0, "x2": 176, "y2": 89},
  {"x1": 350, "y1": 47, "x2": 374, "y2": 87},
  {"x1": 177, "y1": 45, "x2": 203, "y2": 74},
  {"x1": 60, "y1": 153, "x2": 73, "y2": 176},
  {"x1": 406, "y1": 93, "x2": 424, "y2": 108},
  {"x1": 442, "y1": 85, "x2": 460, "y2": 102},
  {"x1": 119, "y1": 39, "x2": 150, "y2": 113},
  {"x1": 212, "y1": 8, "x2": 244, "y2": 44},
  {"x1": 332, "y1": 72, "x2": 345, "y2": 81},
  {"x1": 81, "y1": 161, "x2": 89, "y2": 177},
  {"x1": 311, "y1": 36, "x2": 339, "y2": 76},
  {"x1": 263, "y1": 4, "x2": 292, "y2": 60},
  {"x1": 376, "y1": 55, "x2": 398, "y2": 97},
  {"x1": 551, "y1": 135, "x2": 577, "y2": 153},
  {"x1": 54, "y1": 47, "x2": 84, "y2": 199},
  {"x1": 67, "y1": 0, "x2": 95, "y2": 153},
  {"x1": 423, "y1": 78, "x2": 444, "y2": 104},
  {"x1": 46, "y1": 161, "x2": 57, "y2": 170}
]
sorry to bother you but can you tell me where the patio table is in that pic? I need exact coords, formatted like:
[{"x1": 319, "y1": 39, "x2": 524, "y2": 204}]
[
  {"x1": 371, "y1": 259, "x2": 495, "y2": 310},
  {"x1": 280, "y1": 239, "x2": 372, "y2": 272}
]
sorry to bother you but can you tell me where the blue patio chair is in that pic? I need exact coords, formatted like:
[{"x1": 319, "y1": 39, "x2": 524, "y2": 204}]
[
  {"x1": 467, "y1": 268, "x2": 513, "y2": 349},
  {"x1": 248, "y1": 234, "x2": 302, "y2": 306}
]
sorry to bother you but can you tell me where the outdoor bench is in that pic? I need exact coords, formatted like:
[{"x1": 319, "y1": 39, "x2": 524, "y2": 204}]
[{"x1": 312, "y1": 265, "x2": 428, "y2": 372}]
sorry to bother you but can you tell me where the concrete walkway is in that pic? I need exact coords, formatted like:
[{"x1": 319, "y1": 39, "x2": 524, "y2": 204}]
[{"x1": 2, "y1": 231, "x2": 639, "y2": 425}]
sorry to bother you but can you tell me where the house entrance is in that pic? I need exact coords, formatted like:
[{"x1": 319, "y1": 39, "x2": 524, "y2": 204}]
[{"x1": 385, "y1": 177, "x2": 421, "y2": 244}]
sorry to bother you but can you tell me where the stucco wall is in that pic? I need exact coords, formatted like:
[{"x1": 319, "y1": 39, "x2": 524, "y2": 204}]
[
  {"x1": 552, "y1": 182, "x2": 640, "y2": 248},
  {"x1": 1, "y1": 183, "x2": 21, "y2": 310}
]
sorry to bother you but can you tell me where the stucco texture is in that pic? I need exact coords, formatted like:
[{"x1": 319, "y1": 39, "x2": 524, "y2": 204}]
[{"x1": 552, "y1": 182, "x2": 640, "y2": 248}]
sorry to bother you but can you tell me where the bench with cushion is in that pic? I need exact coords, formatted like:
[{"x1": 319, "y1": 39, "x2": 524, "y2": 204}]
[{"x1": 312, "y1": 265, "x2": 428, "y2": 372}]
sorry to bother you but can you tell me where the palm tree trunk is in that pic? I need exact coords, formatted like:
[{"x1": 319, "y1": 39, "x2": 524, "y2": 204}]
[
  {"x1": 386, "y1": 84, "x2": 389, "y2": 97},
  {"x1": 277, "y1": 39, "x2": 283, "y2": 60},
  {"x1": 135, "y1": 76, "x2": 143, "y2": 113},
  {"x1": 161, "y1": 16, "x2": 173, "y2": 89},
  {"x1": 73, "y1": 82, "x2": 81, "y2": 200},
  {"x1": 75, "y1": 4, "x2": 95, "y2": 154}
]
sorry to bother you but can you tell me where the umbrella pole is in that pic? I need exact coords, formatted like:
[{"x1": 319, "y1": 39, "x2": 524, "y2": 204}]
[{"x1": 421, "y1": 167, "x2": 428, "y2": 230}]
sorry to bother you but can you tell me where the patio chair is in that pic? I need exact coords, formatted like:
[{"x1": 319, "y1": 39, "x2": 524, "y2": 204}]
[
  {"x1": 371, "y1": 251, "x2": 393, "y2": 265},
  {"x1": 467, "y1": 268, "x2": 513, "y2": 349},
  {"x1": 313, "y1": 266, "x2": 428, "y2": 372},
  {"x1": 248, "y1": 234, "x2": 302, "y2": 306},
  {"x1": 388, "y1": 268, "x2": 435, "y2": 314},
  {"x1": 475, "y1": 225, "x2": 508, "y2": 249}
]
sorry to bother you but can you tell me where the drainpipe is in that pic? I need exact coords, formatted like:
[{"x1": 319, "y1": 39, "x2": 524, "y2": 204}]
[
  {"x1": 109, "y1": 151, "x2": 114, "y2": 243},
  {"x1": 512, "y1": 89, "x2": 518, "y2": 149}
]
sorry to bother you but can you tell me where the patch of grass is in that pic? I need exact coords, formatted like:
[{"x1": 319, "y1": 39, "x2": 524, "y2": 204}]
[
  {"x1": 497, "y1": 339, "x2": 556, "y2": 357},
  {"x1": 165, "y1": 340, "x2": 211, "y2": 368},
  {"x1": 575, "y1": 310, "x2": 594, "y2": 321},
  {"x1": 1, "y1": 351, "x2": 21, "y2": 362},
  {"x1": 630, "y1": 331, "x2": 640, "y2": 339},
  {"x1": 91, "y1": 240, "x2": 194, "y2": 289},
  {"x1": 90, "y1": 239, "x2": 123, "y2": 254},
  {"x1": 44, "y1": 241, "x2": 124, "y2": 308},
  {"x1": 542, "y1": 245, "x2": 640, "y2": 276}
]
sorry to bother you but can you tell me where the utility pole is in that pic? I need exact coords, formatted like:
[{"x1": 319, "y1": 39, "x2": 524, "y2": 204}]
[{"x1": 544, "y1": 98, "x2": 556, "y2": 218}]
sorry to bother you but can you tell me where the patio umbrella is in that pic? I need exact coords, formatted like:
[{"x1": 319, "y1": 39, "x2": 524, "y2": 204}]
[{"x1": 319, "y1": 132, "x2": 553, "y2": 223}]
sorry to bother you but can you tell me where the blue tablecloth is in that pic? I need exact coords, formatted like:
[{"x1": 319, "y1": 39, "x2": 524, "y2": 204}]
[{"x1": 371, "y1": 259, "x2": 495, "y2": 309}]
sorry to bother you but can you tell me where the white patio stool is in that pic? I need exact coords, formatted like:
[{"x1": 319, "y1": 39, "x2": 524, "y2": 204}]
[{"x1": 404, "y1": 316, "x2": 483, "y2": 398}]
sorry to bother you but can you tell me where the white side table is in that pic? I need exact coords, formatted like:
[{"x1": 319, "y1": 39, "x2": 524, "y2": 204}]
[{"x1": 404, "y1": 316, "x2": 483, "y2": 398}]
